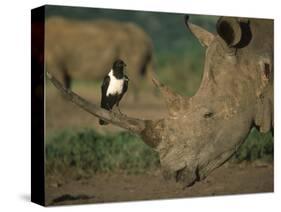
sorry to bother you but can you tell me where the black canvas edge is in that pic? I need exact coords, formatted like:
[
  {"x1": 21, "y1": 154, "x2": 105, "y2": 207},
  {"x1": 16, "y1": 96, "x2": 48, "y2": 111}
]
[{"x1": 31, "y1": 5, "x2": 46, "y2": 206}]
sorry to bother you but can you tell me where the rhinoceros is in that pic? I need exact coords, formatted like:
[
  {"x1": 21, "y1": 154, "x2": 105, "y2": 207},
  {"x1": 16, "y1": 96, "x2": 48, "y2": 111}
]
[
  {"x1": 45, "y1": 17, "x2": 154, "y2": 94},
  {"x1": 47, "y1": 15, "x2": 273, "y2": 187}
]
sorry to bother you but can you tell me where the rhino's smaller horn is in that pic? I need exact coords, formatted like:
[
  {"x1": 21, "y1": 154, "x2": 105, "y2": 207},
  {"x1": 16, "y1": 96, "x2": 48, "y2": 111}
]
[{"x1": 185, "y1": 15, "x2": 215, "y2": 48}]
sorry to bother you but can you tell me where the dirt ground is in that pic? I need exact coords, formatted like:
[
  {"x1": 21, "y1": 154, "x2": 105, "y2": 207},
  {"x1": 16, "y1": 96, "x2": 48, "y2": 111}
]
[{"x1": 45, "y1": 162, "x2": 273, "y2": 206}]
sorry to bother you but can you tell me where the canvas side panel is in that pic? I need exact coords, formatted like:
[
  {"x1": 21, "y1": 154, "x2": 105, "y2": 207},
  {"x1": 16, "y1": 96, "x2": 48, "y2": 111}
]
[{"x1": 31, "y1": 6, "x2": 45, "y2": 206}]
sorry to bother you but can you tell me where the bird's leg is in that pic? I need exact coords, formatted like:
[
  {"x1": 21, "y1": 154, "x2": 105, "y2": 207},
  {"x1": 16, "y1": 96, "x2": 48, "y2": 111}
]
[
  {"x1": 117, "y1": 106, "x2": 122, "y2": 114},
  {"x1": 107, "y1": 103, "x2": 112, "y2": 112},
  {"x1": 116, "y1": 102, "x2": 122, "y2": 114}
]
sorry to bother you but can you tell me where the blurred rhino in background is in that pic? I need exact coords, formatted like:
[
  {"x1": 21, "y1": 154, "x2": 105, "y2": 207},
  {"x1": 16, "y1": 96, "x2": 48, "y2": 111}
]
[{"x1": 45, "y1": 17, "x2": 154, "y2": 96}]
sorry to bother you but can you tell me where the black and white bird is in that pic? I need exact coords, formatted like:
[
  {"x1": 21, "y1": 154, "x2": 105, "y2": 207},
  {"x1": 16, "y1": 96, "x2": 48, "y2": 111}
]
[{"x1": 99, "y1": 59, "x2": 129, "y2": 125}]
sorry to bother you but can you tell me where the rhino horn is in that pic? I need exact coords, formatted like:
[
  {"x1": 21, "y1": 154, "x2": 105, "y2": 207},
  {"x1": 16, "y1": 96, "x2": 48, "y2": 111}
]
[
  {"x1": 184, "y1": 15, "x2": 215, "y2": 48},
  {"x1": 216, "y1": 17, "x2": 242, "y2": 47}
]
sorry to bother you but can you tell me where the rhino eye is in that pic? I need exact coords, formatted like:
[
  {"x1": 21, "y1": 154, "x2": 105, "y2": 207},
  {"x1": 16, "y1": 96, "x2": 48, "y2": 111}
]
[{"x1": 203, "y1": 112, "x2": 214, "y2": 118}]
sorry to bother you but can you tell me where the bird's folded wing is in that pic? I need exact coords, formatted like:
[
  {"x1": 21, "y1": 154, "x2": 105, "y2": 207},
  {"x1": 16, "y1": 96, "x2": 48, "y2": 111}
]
[{"x1": 101, "y1": 75, "x2": 110, "y2": 94}]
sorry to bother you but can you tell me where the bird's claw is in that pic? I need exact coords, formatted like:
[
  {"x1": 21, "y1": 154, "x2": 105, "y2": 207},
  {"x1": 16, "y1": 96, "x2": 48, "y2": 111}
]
[{"x1": 117, "y1": 107, "x2": 122, "y2": 114}]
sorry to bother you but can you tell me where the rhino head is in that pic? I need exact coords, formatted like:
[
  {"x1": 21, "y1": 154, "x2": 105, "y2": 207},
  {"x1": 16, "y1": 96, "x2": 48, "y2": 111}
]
[{"x1": 149, "y1": 16, "x2": 274, "y2": 186}]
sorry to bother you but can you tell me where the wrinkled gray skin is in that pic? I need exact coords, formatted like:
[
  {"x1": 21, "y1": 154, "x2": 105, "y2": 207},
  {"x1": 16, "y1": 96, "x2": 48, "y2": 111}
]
[
  {"x1": 48, "y1": 16, "x2": 274, "y2": 187},
  {"x1": 141, "y1": 17, "x2": 273, "y2": 186}
]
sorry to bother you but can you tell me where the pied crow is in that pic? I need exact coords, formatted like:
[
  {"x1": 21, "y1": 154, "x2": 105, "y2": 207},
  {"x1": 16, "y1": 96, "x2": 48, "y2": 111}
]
[{"x1": 99, "y1": 59, "x2": 129, "y2": 125}]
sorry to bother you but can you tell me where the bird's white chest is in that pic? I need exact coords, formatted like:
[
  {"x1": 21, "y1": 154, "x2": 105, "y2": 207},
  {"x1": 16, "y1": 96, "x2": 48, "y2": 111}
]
[{"x1": 106, "y1": 71, "x2": 124, "y2": 96}]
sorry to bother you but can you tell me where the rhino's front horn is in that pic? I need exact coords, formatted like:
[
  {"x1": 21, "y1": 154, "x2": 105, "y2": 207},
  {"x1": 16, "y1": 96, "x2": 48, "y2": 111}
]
[
  {"x1": 216, "y1": 17, "x2": 242, "y2": 47},
  {"x1": 185, "y1": 15, "x2": 215, "y2": 48}
]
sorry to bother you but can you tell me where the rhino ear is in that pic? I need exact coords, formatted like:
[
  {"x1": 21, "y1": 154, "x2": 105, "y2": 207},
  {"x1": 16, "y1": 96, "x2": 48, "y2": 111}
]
[
  {"x1": 185, "y1": 15, "x2": 215, "y2": 48},
  {"x1": 216, "y1": 17, "x2": 242, "y2": 47}
]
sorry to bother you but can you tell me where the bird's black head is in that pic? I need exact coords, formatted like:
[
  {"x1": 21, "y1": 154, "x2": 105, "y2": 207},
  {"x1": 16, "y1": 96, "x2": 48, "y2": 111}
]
[
  {"x1": 112, "y1": 59, "x2": 126, "y2": 78},
  {"x1": 113, "y1": 59, "x2": 126, "y2": 70}
]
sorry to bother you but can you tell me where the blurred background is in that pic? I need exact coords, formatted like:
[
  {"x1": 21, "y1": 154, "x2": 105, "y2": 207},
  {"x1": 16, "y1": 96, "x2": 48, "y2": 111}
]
[
  {"x1": 45, "y1": 6, "x2": 217, "y2": 95},
  {"x1": 44, "y1": 6, "x2": 273, "y2": 198}
]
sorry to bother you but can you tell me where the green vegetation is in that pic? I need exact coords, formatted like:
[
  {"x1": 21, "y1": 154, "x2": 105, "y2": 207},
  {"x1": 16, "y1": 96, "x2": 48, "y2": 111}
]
[
  {"x1": 46, "y1": 128, "x2": 273, "y2": 177},
  {"x1": 46, "y1": 129, "x2": 160, "y2": 176},
  {"x1": 232, "y1": 128, "x2": 273, "y2": 162},
  {"x1": 156, "y1": 44, "x2": 205, "y2": 96}
]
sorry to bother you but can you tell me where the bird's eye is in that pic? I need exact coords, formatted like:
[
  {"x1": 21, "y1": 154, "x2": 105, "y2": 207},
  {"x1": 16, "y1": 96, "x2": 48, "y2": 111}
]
[{"x1": 203, "y1": 112, "x2": 214, "y2": 118}]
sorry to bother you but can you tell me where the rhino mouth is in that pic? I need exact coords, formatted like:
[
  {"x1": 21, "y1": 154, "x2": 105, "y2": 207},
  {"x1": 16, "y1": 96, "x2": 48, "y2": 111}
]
[{"x1": 175, "y1": 166, "x2": 200, "y2": 187}]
